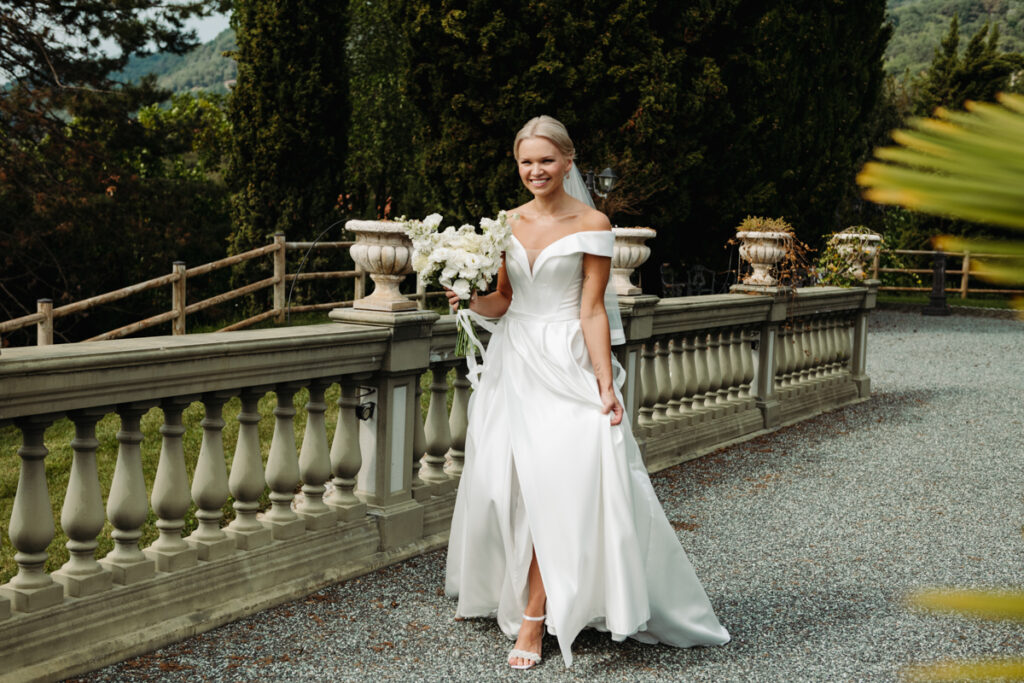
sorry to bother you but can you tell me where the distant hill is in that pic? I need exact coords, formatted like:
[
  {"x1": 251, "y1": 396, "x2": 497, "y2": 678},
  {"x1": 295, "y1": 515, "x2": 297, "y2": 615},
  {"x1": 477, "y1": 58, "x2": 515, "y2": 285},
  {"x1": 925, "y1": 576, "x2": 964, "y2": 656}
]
[
  {"x1": 121, "y1": 4, "x2": 1023, "y2": 89},
  {"x1": 118, "y1": 29, "x2": 237, "y2": 93},
  {"x1": 886, "y1": 0, "x2": 1024, "y2": 76}
]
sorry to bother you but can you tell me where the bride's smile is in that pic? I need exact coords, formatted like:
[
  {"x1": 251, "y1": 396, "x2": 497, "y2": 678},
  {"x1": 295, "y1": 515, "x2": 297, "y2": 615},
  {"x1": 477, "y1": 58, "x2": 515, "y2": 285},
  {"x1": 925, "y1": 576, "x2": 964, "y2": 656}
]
[{"x1": 517, "y1": 137, "x2": 572, "y2": 197}]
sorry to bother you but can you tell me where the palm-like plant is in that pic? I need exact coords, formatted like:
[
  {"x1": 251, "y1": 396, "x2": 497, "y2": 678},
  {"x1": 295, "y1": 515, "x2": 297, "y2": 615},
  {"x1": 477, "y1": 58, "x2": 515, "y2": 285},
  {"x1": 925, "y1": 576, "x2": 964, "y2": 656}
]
[
  {"x1": 858, "y1": 93, "x2": 1024, "y2": 680},
  {"x1": 857, "y1": 92, "x2": 1024, "y2": 307}
]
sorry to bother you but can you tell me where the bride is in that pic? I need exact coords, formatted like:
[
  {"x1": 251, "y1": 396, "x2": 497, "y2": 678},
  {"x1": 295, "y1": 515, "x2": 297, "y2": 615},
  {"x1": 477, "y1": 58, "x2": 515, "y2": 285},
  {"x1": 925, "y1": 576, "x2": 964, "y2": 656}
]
[{"x1": 444, "y1": 115, "x2": 730, "y2": 670}]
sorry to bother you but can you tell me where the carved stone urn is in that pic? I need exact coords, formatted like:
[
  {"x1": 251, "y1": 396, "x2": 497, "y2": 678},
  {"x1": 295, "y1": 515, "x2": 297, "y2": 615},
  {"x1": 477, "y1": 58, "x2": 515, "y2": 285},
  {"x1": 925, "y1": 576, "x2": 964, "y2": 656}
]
[
  {"x1": 736, "y1": 231, "x2": 793, "y2": 287},
  {"x1": 346, "y1": 220, "x2": 417, "y2": 311},
  {"x1": 832, "y1": 231, "x2": 882, "y2": 279},
  {"x1": 611, "y1": 227, "x2": 657, "y2": 295}
]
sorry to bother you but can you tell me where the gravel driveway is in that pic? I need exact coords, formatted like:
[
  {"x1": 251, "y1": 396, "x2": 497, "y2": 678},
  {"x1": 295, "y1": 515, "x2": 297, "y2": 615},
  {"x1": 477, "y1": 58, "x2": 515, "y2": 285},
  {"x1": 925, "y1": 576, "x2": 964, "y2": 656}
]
[{"x1": 74, "y1": 310, "x2": 1024, "y2": 682}]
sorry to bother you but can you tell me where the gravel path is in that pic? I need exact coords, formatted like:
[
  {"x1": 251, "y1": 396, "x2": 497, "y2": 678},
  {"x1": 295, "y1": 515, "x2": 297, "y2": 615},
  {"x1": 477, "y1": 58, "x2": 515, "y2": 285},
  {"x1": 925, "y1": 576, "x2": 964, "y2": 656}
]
[{"x1": 75, "y1": 310, "x2": 1024, "y2": 682}]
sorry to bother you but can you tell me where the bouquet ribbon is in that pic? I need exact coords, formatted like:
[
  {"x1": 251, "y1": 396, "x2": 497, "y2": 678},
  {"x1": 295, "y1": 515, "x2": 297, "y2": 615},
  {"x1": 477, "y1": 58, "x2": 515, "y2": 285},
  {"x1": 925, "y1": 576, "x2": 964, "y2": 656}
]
[{"x1": 455, "y1": 308, "x2": 498, "y2": 389}]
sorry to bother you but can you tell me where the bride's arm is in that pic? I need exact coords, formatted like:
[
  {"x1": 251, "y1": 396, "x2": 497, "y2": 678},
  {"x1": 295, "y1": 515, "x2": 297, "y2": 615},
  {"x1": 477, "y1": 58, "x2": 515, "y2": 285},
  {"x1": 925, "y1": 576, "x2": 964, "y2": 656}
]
[
  {"x1": 445, "y1": 254, "x2": 513, "y2": 317},
  {"x1": 581, "y1": 250, "x2": 624, "y2": 426}
]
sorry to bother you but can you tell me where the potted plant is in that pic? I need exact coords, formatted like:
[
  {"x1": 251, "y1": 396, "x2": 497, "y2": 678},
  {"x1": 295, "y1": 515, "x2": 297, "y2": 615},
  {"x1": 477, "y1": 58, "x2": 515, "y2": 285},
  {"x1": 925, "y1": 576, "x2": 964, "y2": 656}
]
[
  {"x1": 814, "y1": 226, "x2": 883, "y2": 286},
  {"x1": 735, "y1": 216, "x2": 796, "y2": 287}
]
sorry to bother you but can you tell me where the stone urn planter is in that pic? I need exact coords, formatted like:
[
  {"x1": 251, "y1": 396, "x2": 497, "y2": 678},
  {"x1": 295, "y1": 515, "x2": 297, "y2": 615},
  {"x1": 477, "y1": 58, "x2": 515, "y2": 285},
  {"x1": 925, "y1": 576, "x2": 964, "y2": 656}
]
[
  {"x1": 611, "y1": 227, "x2": 657, "y2": 295},
  {"x1": 736, "y1": 230, "x2": 793, "y2": 287},
  {"x1": 346, "y1": 220, "x2": 417, "y2": 311},
  {"x1": 832, "y1": 230, "x2": 882, "y2": 279}
]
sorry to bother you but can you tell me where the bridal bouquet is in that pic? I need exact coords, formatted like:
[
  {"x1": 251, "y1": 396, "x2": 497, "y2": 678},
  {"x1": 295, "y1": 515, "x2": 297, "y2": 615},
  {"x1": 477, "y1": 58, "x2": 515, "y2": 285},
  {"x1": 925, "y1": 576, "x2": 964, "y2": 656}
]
[{"x1": 404, "y1": 210, "x2": 512, "y2": 356}]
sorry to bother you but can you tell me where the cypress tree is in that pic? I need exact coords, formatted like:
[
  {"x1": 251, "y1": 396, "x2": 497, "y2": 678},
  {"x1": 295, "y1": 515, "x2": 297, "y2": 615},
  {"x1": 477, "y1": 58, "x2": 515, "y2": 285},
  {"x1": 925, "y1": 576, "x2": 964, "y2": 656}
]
[
  {"x1": 228, "y1": 1, "x2": 350, "y2": 253},
  {"x1": 401, "y1": 0, "x2": 891, "y2": 268},
  {"x1": 347, "y1": 0, "x2": 421, "y2": 219},
  {"x1": 914, "y1": 16, "x2": 1024, "y2": 115}
]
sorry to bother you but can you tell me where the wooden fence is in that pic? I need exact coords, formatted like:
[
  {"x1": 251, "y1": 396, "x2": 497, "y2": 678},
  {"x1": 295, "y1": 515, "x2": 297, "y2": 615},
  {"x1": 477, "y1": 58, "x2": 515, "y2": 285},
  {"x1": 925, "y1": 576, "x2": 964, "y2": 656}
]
[
  {"x1": 871, "y1": 248, "x2": 1022, "y2": 299},
  {"x1": 0, "y1": 235, "x2": 445, "y2": 347}
]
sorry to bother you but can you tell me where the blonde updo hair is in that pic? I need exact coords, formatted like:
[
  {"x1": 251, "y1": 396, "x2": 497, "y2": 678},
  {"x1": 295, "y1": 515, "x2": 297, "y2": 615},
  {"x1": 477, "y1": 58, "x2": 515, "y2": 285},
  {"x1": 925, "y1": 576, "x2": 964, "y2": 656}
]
[{"x1": 513, "y1": 115, "x2": 576, "y2": 161}]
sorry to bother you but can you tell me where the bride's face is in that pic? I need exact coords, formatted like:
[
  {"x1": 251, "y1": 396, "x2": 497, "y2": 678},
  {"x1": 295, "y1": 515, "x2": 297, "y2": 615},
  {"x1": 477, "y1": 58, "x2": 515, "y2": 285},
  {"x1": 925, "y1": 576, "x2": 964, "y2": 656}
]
[{"x1": 517, "y1": 137, "x2": 572, "y2": 198}]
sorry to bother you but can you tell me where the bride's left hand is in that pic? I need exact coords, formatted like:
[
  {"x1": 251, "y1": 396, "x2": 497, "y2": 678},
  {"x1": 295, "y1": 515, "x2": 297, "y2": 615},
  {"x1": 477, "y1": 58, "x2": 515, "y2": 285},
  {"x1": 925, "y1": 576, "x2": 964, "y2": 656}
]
[{"x1": 600, "y1": 387, "x2": 623, "y2": 426}]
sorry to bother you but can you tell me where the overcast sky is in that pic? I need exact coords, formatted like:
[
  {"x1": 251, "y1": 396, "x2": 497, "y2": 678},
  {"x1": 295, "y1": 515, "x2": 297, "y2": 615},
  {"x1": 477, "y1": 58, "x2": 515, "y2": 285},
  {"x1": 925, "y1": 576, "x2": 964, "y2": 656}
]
[{"x1": 189, "y1": 11, "x2": 231, "y2": 42}]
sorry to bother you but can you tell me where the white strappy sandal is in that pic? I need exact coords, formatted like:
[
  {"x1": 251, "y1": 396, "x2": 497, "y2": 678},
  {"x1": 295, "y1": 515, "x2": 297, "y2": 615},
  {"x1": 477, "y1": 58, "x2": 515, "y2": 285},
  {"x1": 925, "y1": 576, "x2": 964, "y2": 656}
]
[{"x1": 508, "y1": 613, "x2": 546, "y2": 670}]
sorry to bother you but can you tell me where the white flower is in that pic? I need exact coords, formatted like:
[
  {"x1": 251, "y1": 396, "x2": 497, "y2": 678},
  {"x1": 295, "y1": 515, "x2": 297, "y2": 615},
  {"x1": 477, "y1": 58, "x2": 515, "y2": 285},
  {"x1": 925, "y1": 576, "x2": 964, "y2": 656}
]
[
  {"x1": 406, "y1": 209, "x2": 512, "y2": 300},
  {"x1": 450, "y1": 278, "x2": 471, "y2": 300}
]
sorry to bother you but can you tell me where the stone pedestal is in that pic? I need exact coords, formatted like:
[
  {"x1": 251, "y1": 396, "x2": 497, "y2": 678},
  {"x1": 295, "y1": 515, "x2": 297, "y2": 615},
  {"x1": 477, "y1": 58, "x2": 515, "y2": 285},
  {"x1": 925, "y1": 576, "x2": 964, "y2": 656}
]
[{"x1": 330, "y1": 308, "x2": 438, "y2": 551}]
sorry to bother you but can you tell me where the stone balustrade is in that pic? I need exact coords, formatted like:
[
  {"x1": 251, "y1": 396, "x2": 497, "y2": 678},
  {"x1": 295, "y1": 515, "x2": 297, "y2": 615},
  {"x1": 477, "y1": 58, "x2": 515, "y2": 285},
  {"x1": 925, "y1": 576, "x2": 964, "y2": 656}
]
[{"x1": 0, "y1": 283, "x2": 875, "y2": 682}]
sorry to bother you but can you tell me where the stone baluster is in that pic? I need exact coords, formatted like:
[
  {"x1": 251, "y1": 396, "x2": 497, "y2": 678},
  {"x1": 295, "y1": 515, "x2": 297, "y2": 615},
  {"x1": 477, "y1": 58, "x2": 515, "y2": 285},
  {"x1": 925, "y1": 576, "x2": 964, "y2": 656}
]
[
  {"x1": 780, "y1": 325, "x2": 795, "y2": 387},
  {"x1": 2, "y1": 417, "x2": 64, "y2": 611},
  {"x1": 262, "y1": 383, "x2": 306, "y2": 539},
  {"x1": 680, "y1": 334, "x2": 700, "y2": 421},
  {"x1": 100, "y1": 404, "x2": 156, "y2": 584},
  {"x1": 225, "y1": 389, "x2": 272, "y2": 549},
  {"x1": 819, "y1": 318, "x2": 832, "y2": 378},
  {"x1": 715, "y1": 330, "x2": 732, "y2": 406},
  {"x1": 830, "y1": 316, "x2": 845, "y2": 375},
  {"x1": 421, "y1": 364, "x2": 452, "y2": 484},
  {"x1": 809, "y1": 319, "x2": 824, "y2": 381},
  {"x1": 297, "y1": 379, "x2": 335, "y2": 529},
  {"x1": 797, "y1": 321, "x2": 813, "y2": 384},
  {"x1": 666, "y1": 336, "x2": 685, "y2": 419},
  {"x1": 774, "y1": 326, "x2": 786, "y2": 389},
  {"x1": 818, "y1": 317, "x2": 834, "y2": 377},
  {"x1": 739, "y1": 328, "x2": 756, "y2": 399},
  {"x1": 188, "y1": 392, "x2": 234, "y2": 560},
  {"x1": 692, "y1": 332, "x2": 711, "y2": 420},
  {"x1": 54, "y1": 409, "x2": 112, "y2": 597},
  {"x1": 637, "y1": 343, "x2": 658, "y2": 428},
  {"x1": 447, "y1": 364, "x2": 470, "y2": 476},
  {"x1": 839, "y1": 316, "x2": 853, "y2": 373},
  {"x1": 801, "y1": 320, "x2": 815, "y2": 382},
  {"x1": 327, "y1": 380, "x2": 368, "y2": 521},
  {"x1": 703, "y1": 332, "x2": 722, "y2": 411},
  {"x1": 145, "y1": 398, "x2": 198, "y2": 572},
  {"x1": 727, "y1": 329, "x2": 745, "y2": 403},
  {"x1": 410, "y1": 375, "x2": 431, "y2": 502},
  {"x1": 653, "y1": 339, "x2": 673, "y2": 423},
  {"x1": 785, "y1": 325, "x2": 801, "y2": 387}
]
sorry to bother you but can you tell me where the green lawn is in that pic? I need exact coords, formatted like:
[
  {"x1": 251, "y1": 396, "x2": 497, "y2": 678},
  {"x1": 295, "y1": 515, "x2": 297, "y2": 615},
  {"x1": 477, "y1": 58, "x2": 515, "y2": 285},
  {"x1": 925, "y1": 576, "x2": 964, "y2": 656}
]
[
  {"x1": 1, "y1": 371, "x2": 447, "y2": 585},
  {"x1": 877, "y1": 292, "x2": 1016, "y2": 310}
]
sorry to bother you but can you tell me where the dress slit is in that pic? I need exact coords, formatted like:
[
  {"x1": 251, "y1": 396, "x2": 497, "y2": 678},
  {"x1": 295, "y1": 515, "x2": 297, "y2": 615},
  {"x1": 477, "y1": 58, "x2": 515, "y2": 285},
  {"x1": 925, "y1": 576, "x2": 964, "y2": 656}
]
[{"x1": 506, "y1": 441, "x2": 553, "y2": 629}]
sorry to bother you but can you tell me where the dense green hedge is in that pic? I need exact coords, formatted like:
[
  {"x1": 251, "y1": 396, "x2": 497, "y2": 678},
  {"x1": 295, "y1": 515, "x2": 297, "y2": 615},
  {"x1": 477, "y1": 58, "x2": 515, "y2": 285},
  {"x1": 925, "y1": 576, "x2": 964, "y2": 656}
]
[{"x1": 399, "y1": 0, "x2": 891, "y2": 268}]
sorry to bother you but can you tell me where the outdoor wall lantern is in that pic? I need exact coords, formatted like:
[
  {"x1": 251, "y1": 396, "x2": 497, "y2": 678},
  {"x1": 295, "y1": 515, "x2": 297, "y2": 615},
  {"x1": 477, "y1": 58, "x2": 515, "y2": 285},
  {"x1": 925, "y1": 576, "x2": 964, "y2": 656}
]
[{"x1": 585, "y1": 167, "x2": 619, "y2": 198}]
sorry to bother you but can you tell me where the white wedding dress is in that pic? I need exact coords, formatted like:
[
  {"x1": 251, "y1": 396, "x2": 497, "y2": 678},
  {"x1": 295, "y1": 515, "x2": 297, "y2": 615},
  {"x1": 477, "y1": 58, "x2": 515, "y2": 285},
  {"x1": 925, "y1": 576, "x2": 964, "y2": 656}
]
[{"x1": 445, "y1": 229, "x2": 730, "y2": 668}]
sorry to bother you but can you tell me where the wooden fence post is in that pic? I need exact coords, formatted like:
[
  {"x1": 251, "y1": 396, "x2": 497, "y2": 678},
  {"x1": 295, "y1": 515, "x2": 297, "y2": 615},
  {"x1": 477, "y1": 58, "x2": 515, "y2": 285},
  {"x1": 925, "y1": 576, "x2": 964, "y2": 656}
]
[
  {"x1": 273, "y1": 233, "x2": 286, "y2": 323},
  {"x1": 37, "y1": 299, "x2": 53, "y2": 346},
  {"x1": 172, "y1": 261, "x2": 186, "y2": 335},
  {"x1": 959, "y1": 252, "x2": 970, "y2": 299},
  {"x1": 354, "y1": 266, "x2": 366, "y2": 301}
]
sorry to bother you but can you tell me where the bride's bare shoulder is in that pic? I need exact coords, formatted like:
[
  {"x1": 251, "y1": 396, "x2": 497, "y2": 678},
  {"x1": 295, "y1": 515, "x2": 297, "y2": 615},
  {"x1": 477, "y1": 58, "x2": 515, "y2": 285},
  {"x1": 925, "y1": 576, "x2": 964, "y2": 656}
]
[
  {"x1": 577, "y1": 206, "x2": 612, "y2": 233},
  {"x1": 507, "y1": 202, "x2": 531, "y2": 218}
]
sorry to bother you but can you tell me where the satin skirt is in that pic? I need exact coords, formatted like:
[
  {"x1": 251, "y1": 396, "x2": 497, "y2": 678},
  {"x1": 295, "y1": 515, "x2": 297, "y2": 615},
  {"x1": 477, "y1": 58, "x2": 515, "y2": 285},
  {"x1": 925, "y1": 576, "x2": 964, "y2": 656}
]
[{"x1": 444, "y1": 315, "x2": 730, "y2": 667}]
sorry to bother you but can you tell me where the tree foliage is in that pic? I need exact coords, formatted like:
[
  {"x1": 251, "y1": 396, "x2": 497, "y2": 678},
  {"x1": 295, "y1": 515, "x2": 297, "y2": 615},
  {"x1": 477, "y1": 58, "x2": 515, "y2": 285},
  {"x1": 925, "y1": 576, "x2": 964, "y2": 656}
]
[
  {"x1": 227, "y1": 1, "x2": 350, "y2": 255},
  {"x1": 0, "y1": 0, "x2": 227, "y2": 342},
  {"x1": 885, "y1": 0, "x2": 1024, "y2": 77},
  {"x1": 347, "y1": 0, "x2": 422, "y2": 220},
  {"x1": 401, "y1": 0, "x2": 891, "y2": 266},
  {"x1": 913, "y1": 14, "x2": 1024, "y2": 114}
]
